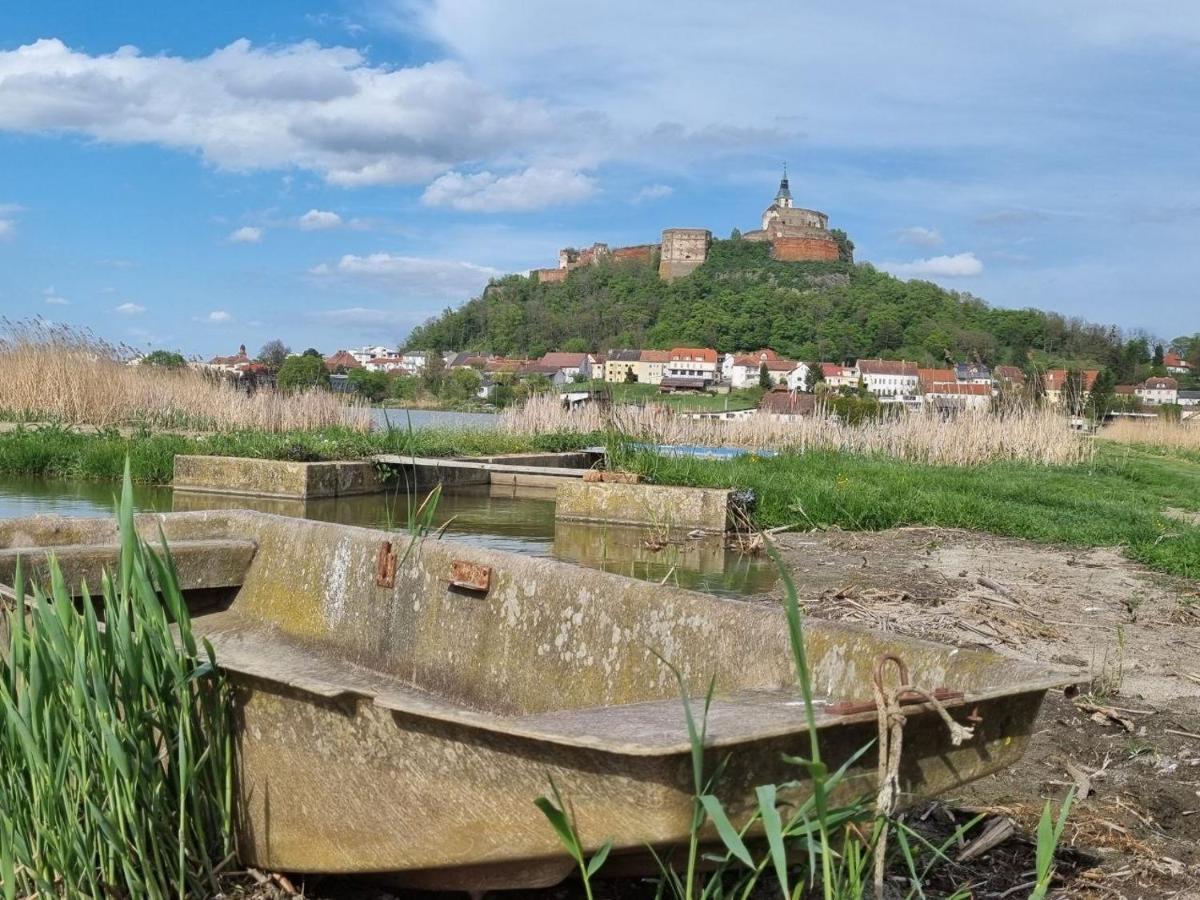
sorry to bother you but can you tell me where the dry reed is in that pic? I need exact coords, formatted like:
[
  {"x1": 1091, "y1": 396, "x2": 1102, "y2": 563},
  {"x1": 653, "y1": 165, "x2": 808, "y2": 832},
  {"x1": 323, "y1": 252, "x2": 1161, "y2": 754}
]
[
  {"x1": 501, "y1": 393, "x2": 1090, "y2": 466},
  {"x1": 0, "y1": 320, "x2": 371, "y2": 432},
  {"x1": 1098, "y1": 417, "x2": 1200, "y2": 451}
]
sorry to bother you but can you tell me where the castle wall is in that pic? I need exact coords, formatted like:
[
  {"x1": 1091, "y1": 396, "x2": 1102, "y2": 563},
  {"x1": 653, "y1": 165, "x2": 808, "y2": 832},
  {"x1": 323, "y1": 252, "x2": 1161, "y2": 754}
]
[
  {"x1": 770, "y1": 235, "x2": 840, "y2": 263},
  {"x1": 533, "y1": 268, "x2": 568, "y2": 284},
  {"x1": 659, "y1": 228, "x2": 712, "y2": 281},
  {"x1": 610, "y1": 244, "x2": 658, "y2": 264}
]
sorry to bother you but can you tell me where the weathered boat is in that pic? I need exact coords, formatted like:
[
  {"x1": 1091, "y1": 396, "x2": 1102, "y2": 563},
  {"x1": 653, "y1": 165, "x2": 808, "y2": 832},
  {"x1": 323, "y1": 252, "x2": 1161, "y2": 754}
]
[{"x1": 0, "y1": 510, "x2": 1079, "y2": 890}]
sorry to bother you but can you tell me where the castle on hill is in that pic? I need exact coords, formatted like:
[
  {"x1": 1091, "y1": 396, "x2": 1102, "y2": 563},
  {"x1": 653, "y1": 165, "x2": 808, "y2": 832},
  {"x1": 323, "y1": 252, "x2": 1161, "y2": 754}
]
[{"x1": 532, "y1": 168, "x2": 846, "y2": 284}]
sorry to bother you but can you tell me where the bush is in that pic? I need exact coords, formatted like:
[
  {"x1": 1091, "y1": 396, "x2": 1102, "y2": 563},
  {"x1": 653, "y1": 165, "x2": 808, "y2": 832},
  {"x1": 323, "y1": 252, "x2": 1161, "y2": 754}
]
[{"x1": 276, "y1": 354, "x2": 331, "y2": 392}]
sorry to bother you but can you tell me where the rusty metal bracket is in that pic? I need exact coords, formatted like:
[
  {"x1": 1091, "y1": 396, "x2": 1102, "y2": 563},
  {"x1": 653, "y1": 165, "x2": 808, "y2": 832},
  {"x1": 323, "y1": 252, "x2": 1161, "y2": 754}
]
[
  {"x1": 375, "y1": 541, "x2": 397, "y2": 588},
  {"x1": 449, "y1": 560, "x2": 491, "y2": 594},
  {"x1": 827, "y1": 654, "x2": 964, "y2": 715}
]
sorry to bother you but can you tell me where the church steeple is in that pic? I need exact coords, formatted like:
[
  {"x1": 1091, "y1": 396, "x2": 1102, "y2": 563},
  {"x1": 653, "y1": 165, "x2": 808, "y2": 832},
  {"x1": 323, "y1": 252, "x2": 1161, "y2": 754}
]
[{"x1": 774, "y1": 164, "x2": 793, "y2": 208}]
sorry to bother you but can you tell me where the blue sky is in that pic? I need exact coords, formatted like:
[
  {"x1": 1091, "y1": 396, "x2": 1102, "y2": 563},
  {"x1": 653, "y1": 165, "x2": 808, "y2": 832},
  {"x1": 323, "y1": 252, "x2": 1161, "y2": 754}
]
[{"x1": 0, "y1": 1, "x2": 1196, "y2": 357}]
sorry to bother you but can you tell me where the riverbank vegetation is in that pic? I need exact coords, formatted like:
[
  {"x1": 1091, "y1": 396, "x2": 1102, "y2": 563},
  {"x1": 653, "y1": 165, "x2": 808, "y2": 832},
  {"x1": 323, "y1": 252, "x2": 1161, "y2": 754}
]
[
  {"x1": 615, "y1": 442, "x2": 1200, "y2": 579},
  {"x1": 0, "y1": 423, "x2": 599, "y2": 483},
  {"x1": 503, "y1": 394, "x2": 1091, "y2": 466},
  {"x1": 0, "y1": 470, "x2": 233, "y2": 897},
  {"x1": 0, "y1": 321, "x2": 368, "y2": 432},
  {"x1": 1099, "y1": 416, "x2": 1200, "y2": 457}
]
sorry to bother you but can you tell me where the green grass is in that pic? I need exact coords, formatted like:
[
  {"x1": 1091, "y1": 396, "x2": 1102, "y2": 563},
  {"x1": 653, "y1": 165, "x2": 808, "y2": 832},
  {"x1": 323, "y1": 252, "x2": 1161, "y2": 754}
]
[
  {"x1": 0, "y1": 424, "x2": 601, "y2": 484},
  {"x1": 616, "y1": 442, "x2": 1200, "y2": 579}
]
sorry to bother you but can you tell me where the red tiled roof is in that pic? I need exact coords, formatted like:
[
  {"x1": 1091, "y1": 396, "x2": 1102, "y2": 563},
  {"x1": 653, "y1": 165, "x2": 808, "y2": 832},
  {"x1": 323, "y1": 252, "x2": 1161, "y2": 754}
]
[
  {"x1": 640, "y1": 350, "x2": 671, "y2": 363},
  {"x1": 917, "y1": 367, "x2": 954, "y2": 389},
  {"x1": 733, "y1": 355, "x2": 796, "y2": 371},
  {"x1": 927, "y1": 382, "x2": 991, "y2": 396},
  {"x1": 994, "y1": 365, "x2": 1026, "y2": 384},
  {"x1": 669, "y1": 347, "x2": 718, "y2": 363},
  {"x1": 1141, "y1": 376, "x2": 1178, "y2": 390},
  {"x1": 1044, "y1": 369, "x2": 1099, "y2": 391},
  {"x1": 539, "y1": 352, "x2": 590, "y2": 368},
  {"x1": 1164, "y1": 351, "x2": 1190, "y2": 369},
  {"x1": 324, "y1": 350, "x2": 362, "y2": 371},
  {"x1": 857, "y1": 359, "x2": 918, "y2": 377},
  {"x1": 821, "y1": 362, "x2": 850, "y2": 377}
]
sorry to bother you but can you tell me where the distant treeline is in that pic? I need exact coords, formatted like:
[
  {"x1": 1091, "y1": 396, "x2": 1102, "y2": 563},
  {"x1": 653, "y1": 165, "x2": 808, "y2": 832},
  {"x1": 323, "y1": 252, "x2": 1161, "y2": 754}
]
[{"x1": 407, "y1": 238, "x2": 1188, "y2": 380}]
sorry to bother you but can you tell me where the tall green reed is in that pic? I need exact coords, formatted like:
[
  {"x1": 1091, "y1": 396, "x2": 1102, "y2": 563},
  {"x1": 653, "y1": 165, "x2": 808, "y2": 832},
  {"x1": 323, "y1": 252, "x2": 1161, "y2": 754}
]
[{"x1": 0, "y1": 461, "x2": 233, "y2": 899}]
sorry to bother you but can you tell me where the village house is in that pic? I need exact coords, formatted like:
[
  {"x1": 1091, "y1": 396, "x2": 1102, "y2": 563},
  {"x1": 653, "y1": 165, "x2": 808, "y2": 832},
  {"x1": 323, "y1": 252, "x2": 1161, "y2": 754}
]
[
  {"x1": 758, "y1": 387, "x2": 818, "y2": 421},
  {"x1": 1136, "y1": 376, "x2": 1179, "y2": 406},
  {"x1": 1178, "y1": 390, "x2": 1200, "y2": 408},
  {"x1": 784, "y1": 362, "x2": 813, "y2": 391},
  {"x1": 993, "y1": 365, "x2": 1027, "y2": 389},
  {"x1": 856, "y1": 359, "x2": 919, "y2": 399},
  {"x1": 726, "y1": 349, "x2": 798, "y2": 388},
  {"x1": 954, "y1": 362, "x2": 992, "y2": 385},
  {"x1": 362, "y1": 355, "x2": 407, "y2": 373},
  {"x1": 917, "y1": 368, "x2": 954, "y2": 394},
  {"x1": 1164, "y1": 351, "x2": 1192, "y2": 376},
  {"x1": 923, "y1": 381, "x2": 992, "y2": 411},
  {"x1": 349, "y1": 345, "x2": 393, "y2": 365},
  {"x1": 604, "y1": 349, "x2": 669, "y2": 385},
  {"x1": 1043, "y1": 369, "x2": 1098, "y2": 407},
  {"x1": 819, "y1": 363, "x2": 858, "y2": 390},
  {"x1": 399, "y1": 350, "x2": 434, "y2": 374},
  {"x1": 538, "y1": 351, "x2": 596, "y2": 381},
  {"x1": 324, "y1": 350, "x2": 361, "y2": 373},
  {"x1": 665, "y1": 348, "x2": 719, "y2": 385}
]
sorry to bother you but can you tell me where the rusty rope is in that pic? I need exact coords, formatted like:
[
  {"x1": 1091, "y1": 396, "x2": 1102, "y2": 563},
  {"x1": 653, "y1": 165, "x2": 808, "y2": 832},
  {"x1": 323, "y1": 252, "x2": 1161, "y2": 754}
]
[{"x1": 871, "y1": 655, "x2": 975, "y2": 899}]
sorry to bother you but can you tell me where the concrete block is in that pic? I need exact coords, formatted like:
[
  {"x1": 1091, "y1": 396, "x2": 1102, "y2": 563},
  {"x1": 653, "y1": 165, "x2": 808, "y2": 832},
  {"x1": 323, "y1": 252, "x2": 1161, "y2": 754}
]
[
  {"x1": 173, "y1": 455, "x2": 382, "y2": 499},
  {"x1": 554, "y1": 481, "x2": 734, "y2": 533}
]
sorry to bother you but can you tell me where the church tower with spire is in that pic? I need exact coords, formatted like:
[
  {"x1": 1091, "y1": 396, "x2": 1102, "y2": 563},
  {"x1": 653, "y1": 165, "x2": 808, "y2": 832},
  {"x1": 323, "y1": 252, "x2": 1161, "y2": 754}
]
[{"x1": 743, "y1": 164, "x2": 844, "y2": 262}]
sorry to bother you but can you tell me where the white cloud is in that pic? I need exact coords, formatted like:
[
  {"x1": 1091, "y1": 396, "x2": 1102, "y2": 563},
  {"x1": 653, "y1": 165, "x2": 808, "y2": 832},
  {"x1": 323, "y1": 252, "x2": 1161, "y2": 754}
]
[
  {"x1": 228, "y1": 225, "x2": 263, "y2": 243},
  {"x1": 206, "y1": 310, "x2": 232, "y2": 323},
  {"x1": 311, "y1": 252, "x2": 502, "y2": 298},
  {"x1": 43, "y1": 287, "x2": 69, "y2": 306},
  {"x1": 895, "y1": 226, "x2": 943, "y2": 248},
  {"x1": 633, "y1": 183, "x2": 673, "y2": 203},
  {"x1": 0, "y1": 38, "x2": 556, "y2": 187},
  {"x1": 421, "y1": 166, "x2": 595, "y2": 212},
  {"x1": 0, "y1": 220, "x2": 13, "y2": 240},
  {"x1": 881, "y1": 252, "x2": 984, "y2": 278},
  {"x1": 114, "y1": 301, "x2": 145, "y2": 315},
  {"x1": 298, "y1": 209, "x2": 342, "y2": 230}
]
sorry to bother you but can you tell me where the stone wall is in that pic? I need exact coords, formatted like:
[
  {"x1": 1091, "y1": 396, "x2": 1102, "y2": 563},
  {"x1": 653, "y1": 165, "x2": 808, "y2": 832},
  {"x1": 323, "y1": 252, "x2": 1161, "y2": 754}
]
[
  {"x1": 533, "y1": 267, "x2": 567, "y2": 284},
  {"x1": 659, "y1": 227, "x2": 712, "y2": 281},
  {"x1": 771, "y1": 234, "x2": 841, "y2": 262}
]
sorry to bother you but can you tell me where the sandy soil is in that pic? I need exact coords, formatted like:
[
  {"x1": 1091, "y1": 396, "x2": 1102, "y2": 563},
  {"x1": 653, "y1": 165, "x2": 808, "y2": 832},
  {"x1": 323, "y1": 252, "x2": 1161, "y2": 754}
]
[{"x1": 760, "y1": 527, "x2": 1200, "y2": 898}]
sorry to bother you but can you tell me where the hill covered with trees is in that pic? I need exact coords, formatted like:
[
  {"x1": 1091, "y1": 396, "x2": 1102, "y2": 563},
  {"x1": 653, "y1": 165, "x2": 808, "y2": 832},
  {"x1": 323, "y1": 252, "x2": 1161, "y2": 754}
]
[{"x1": 406, "y1": 238, "x2": 1178, "y2": 377}]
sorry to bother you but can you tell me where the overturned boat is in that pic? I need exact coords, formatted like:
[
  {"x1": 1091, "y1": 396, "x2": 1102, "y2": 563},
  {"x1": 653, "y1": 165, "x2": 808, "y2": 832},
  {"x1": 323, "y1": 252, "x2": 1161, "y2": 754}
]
[{"x1": 0, "y1": 511, "x2": 1078, "y2": 890}]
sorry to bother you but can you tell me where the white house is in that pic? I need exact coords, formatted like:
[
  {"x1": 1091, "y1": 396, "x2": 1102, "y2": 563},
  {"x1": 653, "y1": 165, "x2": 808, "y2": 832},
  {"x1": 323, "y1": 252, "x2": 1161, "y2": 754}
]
[
  {"x1": 538, "y1": 352, "x2": 595, "y2": 381},
  {"x1": 785, "y1": 362, "x2": 813, "y2": 392},
  {"x1": 350, "y1": 345, "x2": 393, "y2": 365},
  {"x1": 1178, "y1": 390, "x2": 1200, "y2": 408},
  {"x1": 924, "y1": 381, "x2": 992, "y2": 411},
  {"x1": 666, "y1": 348, "x2": 719, "y2": 384},
  {"x1": 362, "y1": 355, "x2": 407, "y2": 373},
  {"x1": 856, "y1": 359, "x2": 919, "y2": 398},
  {"x1": 1165, "y1": 351, "x2": 1192, "y2": 376},
  {"x1": 399, "y1": 350, "x2": 433, "y2": 374},
  {"x1": 726, "y1": 350, "x2": 798, "y2": 388},
  {"x1": 1136, "y1": 376, "x2": 1179, "y2": 406},
  {"x1": 820, "y1": 363, "x2": 857, "y2": 390}
]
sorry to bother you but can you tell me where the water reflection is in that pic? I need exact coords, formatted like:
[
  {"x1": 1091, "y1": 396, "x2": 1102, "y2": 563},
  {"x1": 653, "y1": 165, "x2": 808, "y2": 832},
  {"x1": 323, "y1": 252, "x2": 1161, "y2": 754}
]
[{"x1": 0, "y1": 476, "x2": 776, "y2": 599}]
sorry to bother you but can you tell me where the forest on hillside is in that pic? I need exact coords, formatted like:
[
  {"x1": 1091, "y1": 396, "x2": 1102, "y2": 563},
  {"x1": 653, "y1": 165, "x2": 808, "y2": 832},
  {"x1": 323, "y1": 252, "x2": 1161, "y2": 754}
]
[{"x1": 406, "y1": 238, "x2": 1194, "y2": 379}]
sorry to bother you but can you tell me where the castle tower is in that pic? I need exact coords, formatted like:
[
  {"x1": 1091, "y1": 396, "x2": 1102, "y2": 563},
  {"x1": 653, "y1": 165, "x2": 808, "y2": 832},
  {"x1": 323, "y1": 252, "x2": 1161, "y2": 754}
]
[
  {"x1": 659, "y1": 228, "x2": 712, "y2": 281},
  {"x1": 774, "y1": 165, "x2": 793, "y2": 210}
]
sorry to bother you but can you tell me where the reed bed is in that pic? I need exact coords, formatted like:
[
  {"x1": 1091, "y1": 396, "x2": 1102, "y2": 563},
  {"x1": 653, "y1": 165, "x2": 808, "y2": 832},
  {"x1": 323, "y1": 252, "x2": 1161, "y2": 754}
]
[
  {"x1": 0, "y1": 320, "x2": 370, "y2": 433},
  {"x1": 0, "y1": 466, "x2": 232, "y2": 898},
  {"x1": 1099, "y1": 417, "x2": 1200, "y2": 452},
  {"x1": 501, "y1": 394, "x2": 1090, "y2": 466}
]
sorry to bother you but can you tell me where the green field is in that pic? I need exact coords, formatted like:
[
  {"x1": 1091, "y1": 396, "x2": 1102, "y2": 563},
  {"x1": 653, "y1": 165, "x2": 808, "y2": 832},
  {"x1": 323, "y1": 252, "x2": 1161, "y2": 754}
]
[{"x1": 617, "y1": 442, "x2": 1200, "y2": 580}]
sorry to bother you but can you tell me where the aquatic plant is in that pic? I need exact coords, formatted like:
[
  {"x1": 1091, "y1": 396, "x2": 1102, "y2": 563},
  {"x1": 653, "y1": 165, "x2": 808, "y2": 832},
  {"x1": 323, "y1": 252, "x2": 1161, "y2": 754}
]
[{"x1": 0, "y1": 463, "x2": 233, "y2": 898}]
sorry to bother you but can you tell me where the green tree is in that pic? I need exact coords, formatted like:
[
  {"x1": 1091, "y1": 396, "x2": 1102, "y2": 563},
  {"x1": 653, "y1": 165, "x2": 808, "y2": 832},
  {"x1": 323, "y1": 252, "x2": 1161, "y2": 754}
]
[
  {"x1": 1152, "y1": 344, "x2": 1164, "y2": 367},
  {"x1": 440, "y1": 368, "x2": 482, "y2": 406},
  {"x1": 421, "y1": 354, "x2": 446, "y2": 393},
  {"x1": 830, "y1": 228, "x2": 855, "y2": 263},
  {"x1": 141, "y1": 350, "x2": 186, "y2": 368},
  {"x1": 258, "y1": 340, "x2": 290, "y2": 371},
  {"x1": 805, "y1": 361, "x2": 825, "y2": 392},
  {"x1": 758, "y1": 360, "x2": 771, "y2": 389},
  {"x1": 389, "y1": 375, "x2": 419, "y2": 403},
  {"x1": 302, "y1": 347, "x2": 322, "y2": 358},
  {"x1": 1087, "y1": 369, "x2": 1116, "y2": 422},
  {"x1": 347, "y1": 368, "x2": 391, "y2": 402},
  {"x1": 276, "y1": 354, "x2": 330, "y2": 391},
  {"x1": 624, "y1": 367, "x2": 637, "y2": 383}
]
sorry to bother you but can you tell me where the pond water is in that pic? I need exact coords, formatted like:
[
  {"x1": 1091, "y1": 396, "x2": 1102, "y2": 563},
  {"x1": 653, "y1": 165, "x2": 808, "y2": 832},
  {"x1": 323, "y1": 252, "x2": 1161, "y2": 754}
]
[{"x1": 0, "y1": 477, "x2": 777, "y2": 599}]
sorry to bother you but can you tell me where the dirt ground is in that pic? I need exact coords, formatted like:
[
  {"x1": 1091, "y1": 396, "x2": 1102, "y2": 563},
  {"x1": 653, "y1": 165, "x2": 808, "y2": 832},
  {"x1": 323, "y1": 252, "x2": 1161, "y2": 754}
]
[
  {"x1": 228, "y1": 527, "x2": 1200, "y2": 900},
  {"x1": 761, "y1": 527, "x2": 1200, "y2": 899}
]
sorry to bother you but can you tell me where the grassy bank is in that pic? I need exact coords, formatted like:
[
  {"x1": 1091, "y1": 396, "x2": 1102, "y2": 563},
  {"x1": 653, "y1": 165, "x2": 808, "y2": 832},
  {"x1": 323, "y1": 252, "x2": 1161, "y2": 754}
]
[
  {"x1": 0, "y1": 424, "x2": 599, "y2": 484},
  {"x1": 618, "y1": 442, "x2": 1200, "y2": 579}
]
